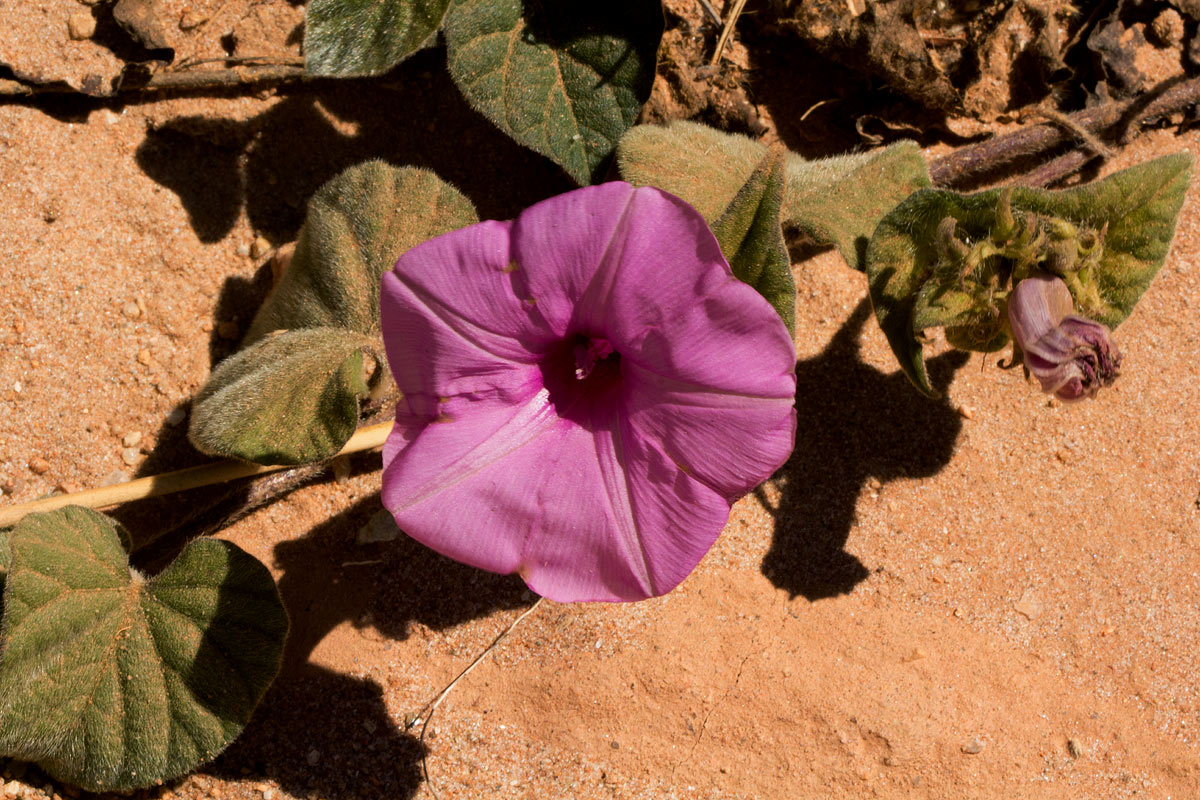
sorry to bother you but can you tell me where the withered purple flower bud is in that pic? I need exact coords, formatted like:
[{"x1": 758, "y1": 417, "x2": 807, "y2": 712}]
[{"x1": 1007, "y1": 273, "x2": 1122, "y2": 401}]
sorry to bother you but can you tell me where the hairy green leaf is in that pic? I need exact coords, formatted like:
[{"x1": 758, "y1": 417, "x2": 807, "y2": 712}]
[
  {"x1": 0, "y1": 507, "x2": 287, "y2": 792},
  {"x1": 617, "y1": 121, "x2": 930, "y2": 269},
  {"x1": 784, "y1": 141, "x2": 930, "y2": 271},
  {"x1": 867, "y1": 153, "x2": 1192, "y2": 396},
  {"x1": 304, "y1": 0, "x2": 451, "y2": 77},
  {"x1": 192, "y1": 162, "x2": 476, "y2": 465},
  {"x1": 711, "y1": 150, "x2": 796, "y2": 336},
  {"x1": 190, "y1": 328, "x2": 375, "y2": 465},
  {"x1": 618, "y1": 121, "x2": 768, "y2": 221},
  {"x1": 0, "y1": 530, "x2": 8, "y2": 600},
  {"x1": 444, "y1": 0, "x2": 662, "y2": 184},
  {"x1": 246, "y1": 161, "x2": 478, "y2": 343}
]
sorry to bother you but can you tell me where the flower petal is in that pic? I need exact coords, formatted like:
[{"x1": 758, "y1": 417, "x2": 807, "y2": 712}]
[
  {"x1": 384, "y1": 400, "x2": 734, "y2": 602},
  {"x1": 621, "y1": 364, "x2": 796, "y2": 502},
  {"x1": 583, "y1": 189, "x2": 795, "y2": 395},
  {"x1": 387, "y1": 219, "x2": 557, "y2": 363},
  {"x1": 508, "y1": 182, "x2": 641, "y2": 336}
]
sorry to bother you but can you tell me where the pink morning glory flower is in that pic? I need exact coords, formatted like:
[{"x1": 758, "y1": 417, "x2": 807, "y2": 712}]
[
  {"x1": 1007, "y1": 272, "x2": 1122, "y2": 401},
  {"x1": 379, "y1": 182, "x2": 797, "y2": 602}
]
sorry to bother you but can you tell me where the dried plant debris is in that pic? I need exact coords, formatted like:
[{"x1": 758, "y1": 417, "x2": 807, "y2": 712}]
[
  {"x1": 761, "y1": 0, "x2": 1194, "y2": 123},
  {"x1": 765, "y1": 0, "x2": 960, "y2": 114},
  {"x1": 113, "y1": 0, "x2": 173, "y2": 54}
]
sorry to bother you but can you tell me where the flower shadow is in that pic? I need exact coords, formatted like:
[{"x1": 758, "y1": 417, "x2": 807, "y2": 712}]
[
  {"x1": 201, "y1": 493, "x2": 529, "y2": 799},
  {"x1": 757, "y1": 299, "x2": 969, "y2": 600}
]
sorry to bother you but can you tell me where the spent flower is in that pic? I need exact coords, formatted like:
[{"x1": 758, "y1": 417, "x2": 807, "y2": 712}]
[
  {"x1": 1007, "y1": 272, "x2": 1122, "y2": 401},
  {"x1": 379, "y1": 182, "x2": 797, "y2": 602}
]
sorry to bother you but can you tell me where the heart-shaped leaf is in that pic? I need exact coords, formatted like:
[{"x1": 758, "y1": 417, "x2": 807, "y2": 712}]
[
  {"x1": 0, "y1": 507, "x2": 287, "y2": 792},
  {"x1": 711, "y1": 150, "x2": 796, "y2": 336},
  {"x1": 246, "y1": 161, "x2": 478, "y2": 344},
  {"x1": 616, "y1": 121, "x2": 930, "y2": 269},
  {"x1": 784, "y1": 140, "x2": 930, "y2": 271},
  {"x1": 192, "y1": 162, "x2": 477, "y2": 465},
  {"x1": 304, "y1": 0, "x2": 451, "y2": 77},
  {"x1": 190, "y1": 328, "x2": 376, "y2": 465},
  {"x1": 444, "y1": 0, "x2": 662, "y2": 185},
  {"x1": 617, "y1": 121, "x2": 769, "y2": 222},
  {"x1": 867, "y1": 153, "x2": 1192, "y2": 396}
]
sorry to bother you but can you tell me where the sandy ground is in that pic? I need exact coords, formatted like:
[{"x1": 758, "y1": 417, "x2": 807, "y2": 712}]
[{"x1": 3, "y1": 4, "x2": 1200, "y2": 800}]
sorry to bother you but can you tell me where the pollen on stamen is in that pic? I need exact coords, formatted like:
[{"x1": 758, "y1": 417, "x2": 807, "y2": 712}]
[{"x1": 503, "y1": 261, "x2": 519, "y2": 273}]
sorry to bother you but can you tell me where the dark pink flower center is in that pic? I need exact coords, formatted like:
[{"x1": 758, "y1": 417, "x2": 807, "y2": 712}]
[{"x1": 541, "y1": 334, "x2": 622, "y2": 426}]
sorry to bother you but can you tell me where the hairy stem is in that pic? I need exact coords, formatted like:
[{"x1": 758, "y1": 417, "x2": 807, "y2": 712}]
[
  {"x1": 0, "y1": 421, "x2": 392, "y2": 529},
  {"x1": 930, "y1": 75, "x2": 1200, "y2": 188}
]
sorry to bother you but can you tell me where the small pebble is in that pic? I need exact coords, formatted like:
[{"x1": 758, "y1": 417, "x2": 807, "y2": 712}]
[
  {"x1": 902, "y1": 647, "x2": 927, "y2": 663},
  {"x1": 957, "y1": 405, "x2": 974, "y2": 419},
  {"x1": 1014, "y1": 588, "x2": 1042, "y2": 620},
  {"x1": 262, "y1": 790, "x2": 275, "y2": 800},
  {"x1": 42, "y1": 198, "x2": 63, "y2": 222},
  {"x1": 67, "y1": 11, "x2": 95, "y2": 39},
  {"x1": 362, "y1": 719, "x2": 377, "y2": 733},
  {"x1": 2, "y1": 477, "x2": 24, "y2": 495},
  {"x1": 165, "y1": 406, "x2": 187, "y2": 426},
  {"x1": 55, "y1": 481, "x2": 78, "y2": 494},
  {"x1": 1150, "y1": 8, "x2": 1184, "y2": 47},
  {"x1": 28, "y1": 457, "x2": 50, "y2": 475},
  {"x1": 306, "y1": 749, "x2": 320, "y2": 766},
  {"x1": 100, "y1": 470, "x2": 131, "y2": 487},
  {"x1": 236, "y1": 244, "x2": 251, "y2": 257},
  {"x1": 107, "y1": 420, "x2": 125, "y2": 437},
  {"x1": 250, "y1": 236, "x2": 272, "y2": 259},
  {"x1": 136, "y1": 349, "x2": 152, "y2": 366},
  {"x1": 1067, "y1": 737, "x2": 1084, "y2": 758},
  {"x1": 122, "y1": 431, "x2": 142, "y2": 448},
  {"x1": 179, "y1": 9, "x2": 206, "y2": 29},
  {"x1": 100, "y1": 108, "x2": 121, "y2": 125},
  {"x1": 217, "y1": 321, "x2": 240, "y2": 340},
  {"x1": 121, "y1": 447, "x2": 141, "y2": 466},
  {"x1": 961, "y1": 738, "x2": 985, "y2": 755},
  {"x1": 121, "y1": 300, "x2": 142, "y2": 319},
  {"x1": 357, "y1": 509, "x2": 401, "y2": 544}
]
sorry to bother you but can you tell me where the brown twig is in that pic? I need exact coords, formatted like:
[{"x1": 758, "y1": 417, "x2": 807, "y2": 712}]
[
  {"x1": 0, "y1": 63, "x2": 310, "y2": 97},
  {"x1": 930, "y1": 75, "x2": 1200, "y2": 188},
  {"x1": 710, "y1": 0, "x2": 749, "y2": 65}
]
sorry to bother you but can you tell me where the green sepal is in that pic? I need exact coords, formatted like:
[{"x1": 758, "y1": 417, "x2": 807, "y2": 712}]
[
  {"x1": 246, "y1": 161, "x2": 478, "y2": 343},
  {"x1": 616, "y1": 121, "x2": 931, "y2": 270},
  {"x1": 444, "y1": 0, "x2": 662, "y2": 185},
  {"x1": 912, "y1": 281, "x2": 979, "y2": 331},
  {"x1": 866, "y1": 153, "x2": 1192, "y2": 396},
  {"x1": 304, "y1": 0, "x2": 451, "y2": 77},
  {"x1": 190, "y1": 328, "x2": 376, "y2": 465},
  {"x1": 711, "y1": 150, "x2": 796, "y2": 336},
  {"x1": 0, "y1": 507, "x2": 288, "y2": 793}
]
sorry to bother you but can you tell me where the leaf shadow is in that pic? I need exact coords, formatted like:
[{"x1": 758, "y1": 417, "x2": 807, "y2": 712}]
[
  {"x1": 207, "y1": 493, "x2": 530, "y2": 800},
  {"x1": 757, "y1": 298, "x2": 969, "y2": 600},
  {"x1": 133, "y1": 47, "x2": 574, "y2": 249}
]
